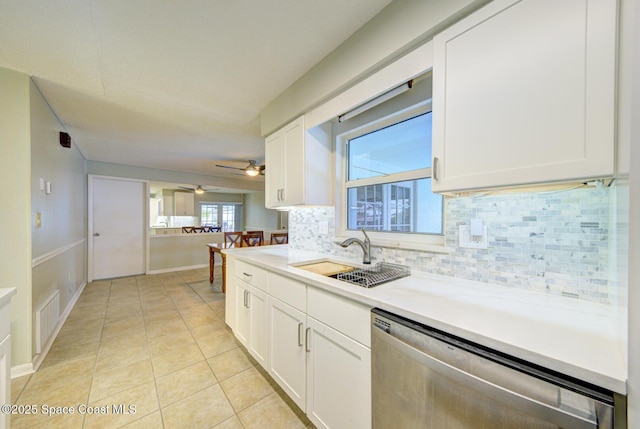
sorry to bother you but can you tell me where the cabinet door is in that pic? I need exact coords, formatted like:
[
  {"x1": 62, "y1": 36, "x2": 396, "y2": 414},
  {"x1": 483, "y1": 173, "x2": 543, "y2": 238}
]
[
  {"x1": 265, "y1": 130, "x2": 285, "y2": 208},
  {"x1": 306, "y1": 317, "x2": 371, "y2": 429},
  {"x1": 281, "y1": 116, "x2": 305, "y2": 206},
  {"x1": 248, "y1": 286, "x2": 269, "y2": 368},
  {"x1": 174, "y1": 192, "x2": 194, "y2": 216},
  {"x1": 234, "y1": 280, "x2": 250, "y2": 346},
  {"x1": 432, "y1": 0, "x2": 616, "y2": 193},
  {"x1": 0, "y1": 335, "x2": 9, "y2": 429},
  {"x1": 268, "y1": 297, "x2": 307, "y2": 411},
  {"x1": 265, "y1": 116, "x2": 305, "y2": 208}
]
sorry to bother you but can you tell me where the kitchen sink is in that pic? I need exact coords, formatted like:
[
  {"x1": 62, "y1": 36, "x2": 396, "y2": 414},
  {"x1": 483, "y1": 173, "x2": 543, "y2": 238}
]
[
  {"x1": 292, "y1": 260, "x2": 358, "y2": 277},
  {"x1": 293, "y1": 260, "x2": 410, "y2": 288}
]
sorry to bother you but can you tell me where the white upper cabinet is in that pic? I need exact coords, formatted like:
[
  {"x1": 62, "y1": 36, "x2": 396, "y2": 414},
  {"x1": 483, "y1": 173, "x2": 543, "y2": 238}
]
[
  {"x1": 432, "y1": 0, "x2": 617, "y2": 193},
  {"x1": 173, "y1": 191, "x2": 194, "y2": 216},
  {"x1": 265, "y1": 116, "x2": 332, "y2": 208}
]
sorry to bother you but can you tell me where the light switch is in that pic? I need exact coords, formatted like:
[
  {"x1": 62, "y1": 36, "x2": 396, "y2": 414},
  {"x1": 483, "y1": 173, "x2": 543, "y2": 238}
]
[
  {"x1": 318, "y1": 220, "x2": 329, "y2": 235},
  {"x1": 35, "y1": 212, "x2": 42, "y2": 228}
]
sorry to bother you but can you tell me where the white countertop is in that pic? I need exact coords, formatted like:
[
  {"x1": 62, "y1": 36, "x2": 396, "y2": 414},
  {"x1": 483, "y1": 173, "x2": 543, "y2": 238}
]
[{"x1": 223, "y1": 245, "x2": 627, "y2": 395}]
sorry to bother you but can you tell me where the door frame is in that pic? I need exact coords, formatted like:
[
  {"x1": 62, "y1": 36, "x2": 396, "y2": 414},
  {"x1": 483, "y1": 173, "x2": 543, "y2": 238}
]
[{"x1": 87, "y1": 174, "x2": 150, "y2": 282}]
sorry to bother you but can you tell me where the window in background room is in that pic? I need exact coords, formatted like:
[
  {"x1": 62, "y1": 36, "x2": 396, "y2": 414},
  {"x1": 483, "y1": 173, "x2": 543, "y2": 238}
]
[
  {"x1": 201, "y1": 204, "x2": 219, "y2": 226},
  {"x1": 200, "y1": 203, "x2": 242, "y2": 231}
]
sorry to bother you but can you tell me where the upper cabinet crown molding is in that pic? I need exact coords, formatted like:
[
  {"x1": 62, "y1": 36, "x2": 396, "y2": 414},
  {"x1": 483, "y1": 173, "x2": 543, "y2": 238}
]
[{"x1": 431, "y1": 0, "x2": 617, "y2": 193}]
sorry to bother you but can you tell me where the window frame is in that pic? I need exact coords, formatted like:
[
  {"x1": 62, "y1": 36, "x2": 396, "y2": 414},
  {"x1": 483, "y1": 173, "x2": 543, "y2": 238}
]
[{"x1": 335, "y1": 100, "x2": 446, "y2": 250}]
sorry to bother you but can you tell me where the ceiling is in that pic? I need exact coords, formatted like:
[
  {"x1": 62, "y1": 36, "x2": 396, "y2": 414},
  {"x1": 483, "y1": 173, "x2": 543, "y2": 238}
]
[{"x1": 0, "y1": 0, "x2": 393, "y2": 187}]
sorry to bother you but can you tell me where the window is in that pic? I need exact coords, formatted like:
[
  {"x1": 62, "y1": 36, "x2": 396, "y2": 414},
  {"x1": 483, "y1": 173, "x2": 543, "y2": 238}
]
[
  {"x1": 337, "y1": 95, "x2": 444, "y2": 248},
  {"x1": 200, "y1": 203, "x2": 242, "y2": 231}
]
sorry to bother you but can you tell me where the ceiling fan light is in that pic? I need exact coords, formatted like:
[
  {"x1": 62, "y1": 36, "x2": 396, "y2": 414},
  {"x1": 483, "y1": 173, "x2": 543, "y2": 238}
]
[
  {"x1": 195, "y1": 186, "x2": 205, "y2": 194},
  {"x1": 245, "y1": 168, "x2": 260, "y2": 176}
]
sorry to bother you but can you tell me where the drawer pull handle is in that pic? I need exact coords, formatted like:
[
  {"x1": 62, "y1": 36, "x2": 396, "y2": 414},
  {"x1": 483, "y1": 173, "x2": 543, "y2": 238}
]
[
  {"x1": 243, "y1": 290, "x2": 250, "y2": 308},
  {"x1": 242, "y1": 272, "x2": 253, "y2": 278},
  {"x1": 298, "y1": 323, "x2": 303, "y2": 347}
]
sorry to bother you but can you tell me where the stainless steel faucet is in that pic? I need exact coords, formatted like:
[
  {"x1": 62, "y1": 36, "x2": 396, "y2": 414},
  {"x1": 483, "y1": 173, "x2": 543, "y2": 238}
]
[{"x1": 339, "y1": 228, "x2": 371, "y2": 264}]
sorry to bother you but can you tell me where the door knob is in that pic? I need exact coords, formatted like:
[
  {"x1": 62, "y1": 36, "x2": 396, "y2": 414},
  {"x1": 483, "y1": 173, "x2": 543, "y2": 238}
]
[{"x1": 93, "y1": 233, "x2": 100, "y2": 237}]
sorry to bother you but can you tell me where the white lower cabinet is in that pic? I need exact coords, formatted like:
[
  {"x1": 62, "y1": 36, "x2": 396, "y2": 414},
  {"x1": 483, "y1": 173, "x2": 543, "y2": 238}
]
[
  {"x1": 306, "y1": 317, "x2": 371, "y2": 429},
  {"x1": 0, "y1": 334, "x2": 9, "y2": 429},
  {"x1": 230, "y1": 262, "x2": 371, "y2": 429},
  {"x1": 268, "y1": 297, "x2": 307, "y2": 410},
  {"x1": 0, "y1": 290, "x2": 14, "y2": 429},
  {"x1": 235, "y1": 279, "x2": 269, "y2": 368}
]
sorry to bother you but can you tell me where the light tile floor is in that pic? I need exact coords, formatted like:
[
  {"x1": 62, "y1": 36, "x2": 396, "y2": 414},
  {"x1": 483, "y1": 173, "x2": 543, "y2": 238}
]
[{"x1": 11, "y1": 267, "x2": 313, "y2": 429}]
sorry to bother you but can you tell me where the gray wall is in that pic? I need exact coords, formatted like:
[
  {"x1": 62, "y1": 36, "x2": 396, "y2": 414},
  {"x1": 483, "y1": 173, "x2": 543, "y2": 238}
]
[
  {"x1": 30, "y1": 78, "x2": 88, "y2": 364},
  {"x1": 0, "y1": 67, "x2": 88, "y2": 369},
  {"x1": 626, "y1": 0, "x2": 640, "y2": 423},
  {"x1": 260, "y1": 0, "x2": 490, "y2": 135},
  {"x1": 0, "y1": 67, "x2": 33, "y2": 368},
  {"x1": 243, "y1": 192, "x2": 278, "y2": 231},
  {"x1": 86, "y1": 160, "x2": 263, "y2": 192}
]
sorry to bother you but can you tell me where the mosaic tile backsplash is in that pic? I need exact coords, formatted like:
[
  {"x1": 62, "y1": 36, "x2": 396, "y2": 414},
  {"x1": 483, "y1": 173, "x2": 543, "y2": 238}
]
[{"x1": 289, "y1": 186, "x2": 623, "y2": 305}]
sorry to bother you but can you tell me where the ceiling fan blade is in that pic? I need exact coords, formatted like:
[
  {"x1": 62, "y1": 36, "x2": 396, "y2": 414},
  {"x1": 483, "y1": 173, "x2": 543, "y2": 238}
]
[
  {"x1": 215, "y1": 164, "x2": 245, "y2": 171},
  {"x1": 178, "y1": 186, "x2": 195, "y2": 191}
]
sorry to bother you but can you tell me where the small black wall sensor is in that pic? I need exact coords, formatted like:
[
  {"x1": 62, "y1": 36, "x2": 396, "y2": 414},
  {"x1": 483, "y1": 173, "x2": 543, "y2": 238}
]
[{"x1": 59, "y1": 132, "x2": 71, "y2": 148}]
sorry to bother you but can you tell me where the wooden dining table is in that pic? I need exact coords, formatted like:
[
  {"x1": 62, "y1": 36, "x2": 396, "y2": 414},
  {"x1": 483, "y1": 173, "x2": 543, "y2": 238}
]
[{"x1": 207, "y1": 242, "x2": 269, "y2": 293}]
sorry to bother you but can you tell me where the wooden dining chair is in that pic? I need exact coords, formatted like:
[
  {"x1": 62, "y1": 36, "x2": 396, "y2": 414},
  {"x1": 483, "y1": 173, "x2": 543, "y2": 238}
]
[
  {"x1": 224, "y1": 231, "x2": 243, "y2": 245},
  {"x1": 270, "y1": 232, "x2": 288, "y2": 245},
  {"x1": 246, "y1": 230, "x2": 264, "y2": 242},
  {"x1": 182, "y1": 226, "x2": 196, "y2": 233},
  {"x1": 241, "y1": 232, "x2": 263, "y2": 247}
]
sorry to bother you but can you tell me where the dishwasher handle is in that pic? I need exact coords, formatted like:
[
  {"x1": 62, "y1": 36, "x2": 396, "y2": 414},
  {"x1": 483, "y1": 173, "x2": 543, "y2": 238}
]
[{"x1": 373, "y1": 326, "x2": 600, "y2": 429}]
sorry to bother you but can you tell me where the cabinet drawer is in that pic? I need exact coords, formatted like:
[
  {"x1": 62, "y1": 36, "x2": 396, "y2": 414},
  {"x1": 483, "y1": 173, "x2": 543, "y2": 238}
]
[
  {"x1": 307, "y1": 287, "x2": 371, "y2": 347},
  {"x1": 235, "y1": 260, "x2": 267, "y2": 291},
  {"x1": 268, "y1": 273, "x2": 306, "y2": 312}
]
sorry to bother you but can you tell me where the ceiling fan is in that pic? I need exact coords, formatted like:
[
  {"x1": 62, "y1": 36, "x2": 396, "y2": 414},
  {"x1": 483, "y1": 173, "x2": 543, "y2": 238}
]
[
  {"x1": 178, "y1": 185, "x2": 218, "y2": 194},
  {"x1": 215, "y1": 160, "x2": 265, "y2": 176}
]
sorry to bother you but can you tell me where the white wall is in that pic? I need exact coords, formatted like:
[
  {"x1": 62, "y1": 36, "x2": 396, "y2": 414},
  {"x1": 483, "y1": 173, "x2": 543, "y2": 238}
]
[{"x1": 0, "y1": 67, "x2": 33, "y2": 368}]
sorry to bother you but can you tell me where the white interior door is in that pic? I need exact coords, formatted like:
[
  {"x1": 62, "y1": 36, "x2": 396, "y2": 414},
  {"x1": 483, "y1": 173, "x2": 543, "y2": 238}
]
[{"x1": 90, "y1": 176, "x2": 146, "y2": 280}]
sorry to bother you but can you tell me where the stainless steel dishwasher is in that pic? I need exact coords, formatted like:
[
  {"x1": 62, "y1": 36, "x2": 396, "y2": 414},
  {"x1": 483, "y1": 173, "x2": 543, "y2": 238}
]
[{"x1": 371, "y1": 308, "x2": 625, "y2": 429}]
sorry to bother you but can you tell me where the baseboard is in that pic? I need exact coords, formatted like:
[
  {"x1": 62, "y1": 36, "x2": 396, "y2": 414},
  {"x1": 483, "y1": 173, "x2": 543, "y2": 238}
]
[
  {"x1": 13, "y1": 281, "x2": 87, "y2": 378},
  {"x1": 147, "y1": 263, "x2": 208, "y2": 275},
  {"x1": 11, "y1": 363, "x2": 34, "y2": 379}
]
